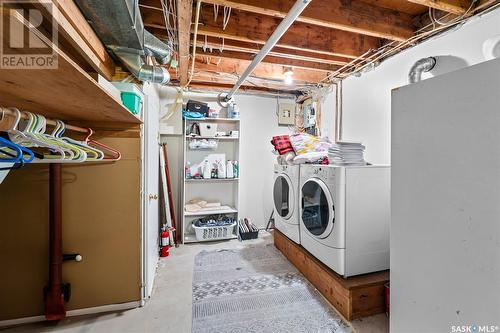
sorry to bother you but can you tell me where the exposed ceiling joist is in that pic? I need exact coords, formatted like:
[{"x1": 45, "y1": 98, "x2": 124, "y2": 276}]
[
  {"x1": 176, "y1": 0, "x2": 192, "y2": 86},
  {"x1": 201, "y1": 0, "x2": 415, "y2": 41},
  {"x1": 195, "y1": 5, "x2": 381, "y2": 59},
  {"x1": 195, "y1": 49, "x2": 340, "y2": 72},
  {"x1": 407, "y1": 0, "x2": 473, "y2": 14},
  {"x1": 148, "y1": 26, "x2": 352, "y2": 65},
  {"x1": 141, "y1": 5, "x2": 381, "y2": 59},
  {"x1": 192, "y1": 56, "x2": 328, "y2": 83},
  {"x1": 188, "y1": 81, "x2": 300, "y2": 94}
]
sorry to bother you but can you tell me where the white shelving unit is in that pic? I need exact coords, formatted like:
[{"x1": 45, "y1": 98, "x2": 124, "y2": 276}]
[{"x1": 182, "y1": 118, "x2": 240, "y2": 243}]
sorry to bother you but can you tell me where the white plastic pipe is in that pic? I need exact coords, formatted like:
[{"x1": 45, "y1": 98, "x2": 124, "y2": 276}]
[{"x1": 224, "y1": 0, "x2": 312, "y2": 101}]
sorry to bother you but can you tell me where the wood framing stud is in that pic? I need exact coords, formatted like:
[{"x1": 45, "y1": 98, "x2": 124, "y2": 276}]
[
  {"x1": 176, "y1": 0, "x2": 192, "y2": 86},
  {"x1": 200, "y1": 0, "x2": 415, "y2": 41},
  {"x1": 407, "y1": 0, "x2": 473, "y2": 14}
]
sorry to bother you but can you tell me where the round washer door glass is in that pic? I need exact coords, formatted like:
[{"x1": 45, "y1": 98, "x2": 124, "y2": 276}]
[
  {"x1": 273, "y1": 175, "x2": 293, "y2": 219},
  {"x1": 301, "y1": 180, "x2": 332, "y2": 236}
]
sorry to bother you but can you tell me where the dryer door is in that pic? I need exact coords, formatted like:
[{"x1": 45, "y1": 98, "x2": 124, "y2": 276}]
[
  {"x1": 273, "y1": 174, "x2": 295, "y2": 221},
  {"x1": 301, "y1": 178, "x2": 334, "y2": 239}
]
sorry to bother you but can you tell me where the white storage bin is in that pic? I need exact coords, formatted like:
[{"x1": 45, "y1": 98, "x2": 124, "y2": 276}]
[
  {"x1": 192, "y1": 222, "x2": 236, "y2": 241},
  {"x1": 199, "y1": 122, "x2": 218, "y2": 137}
]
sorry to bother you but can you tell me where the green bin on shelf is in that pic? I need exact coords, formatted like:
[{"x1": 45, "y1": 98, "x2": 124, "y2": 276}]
[{"x1": 121, "y1": 91, "x2": 142, "y2": 115}]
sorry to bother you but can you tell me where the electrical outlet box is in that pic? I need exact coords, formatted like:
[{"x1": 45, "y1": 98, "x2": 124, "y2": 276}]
[{"x1": 278, "y1": 103, "x2": 296, "y2": 126}]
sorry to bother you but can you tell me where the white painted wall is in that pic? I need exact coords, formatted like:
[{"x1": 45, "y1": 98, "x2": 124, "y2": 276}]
[
  {"x1": 341, "y1": 8, "x2": 500, "y2": 165},
  {"x1": 159, "y1": 88, "x2": 335, "y2": 229},
  {"x1": 391, "y1": 58, "x2": 500, "y2": 333}
]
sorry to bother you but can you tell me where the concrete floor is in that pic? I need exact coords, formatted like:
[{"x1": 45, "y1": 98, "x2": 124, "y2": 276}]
[{"x1": 2, "y1": 232, "x2": 388, "y2": 333}]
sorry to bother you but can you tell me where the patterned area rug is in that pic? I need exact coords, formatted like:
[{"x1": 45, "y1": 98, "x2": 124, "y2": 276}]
[{"x1": 192, "y1": 243, "x2": 352, "y2": 333}]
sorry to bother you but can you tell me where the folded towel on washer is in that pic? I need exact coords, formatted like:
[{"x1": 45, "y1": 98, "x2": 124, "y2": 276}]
[{"x1": 293, "y1": 151, "x2": 328, "y2": 164}]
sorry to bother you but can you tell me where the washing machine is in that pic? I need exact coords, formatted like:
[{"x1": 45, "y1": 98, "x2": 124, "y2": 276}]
[
  {"x1": 273, "y1": 164, "x2": 300, "y2": 244},
  {"x1": 299, "y1": 164, "x2": 390, "y2": 277}
]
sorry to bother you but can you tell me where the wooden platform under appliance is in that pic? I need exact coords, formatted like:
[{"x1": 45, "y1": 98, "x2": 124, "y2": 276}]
[{"x1": 273, "y1": 229, "x2": 389, "y2": 321}]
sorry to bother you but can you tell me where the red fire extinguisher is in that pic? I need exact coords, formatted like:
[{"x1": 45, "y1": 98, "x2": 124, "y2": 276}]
[{"x1": 160, "y1": 227, "x2": 170, "y2": 257}]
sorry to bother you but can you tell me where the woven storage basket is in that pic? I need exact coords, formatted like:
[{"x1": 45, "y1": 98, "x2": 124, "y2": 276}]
[{"x1": 192, "y1": 222, "x2": 236, "y2": 241}]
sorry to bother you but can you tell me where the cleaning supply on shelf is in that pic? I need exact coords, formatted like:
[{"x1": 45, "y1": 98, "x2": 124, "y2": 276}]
[
  {"x1": 185, "y1": 162, "x2": 192, "y2": 179},
  {"x1": 233, "y1": 161, "x2": 239, "y2": 178},
  {"x1": 202, "y1": 159, "x2": 211, "y2": 179},
  {"x1": 226, "y1": 160, "x2": 234, "y2": 178},
  {"x1": 217, "y1": 159, "x2": 226, "y2": 178},
  {"x1": 228, "y1": 103, "x2": 240, "y2": 119}
]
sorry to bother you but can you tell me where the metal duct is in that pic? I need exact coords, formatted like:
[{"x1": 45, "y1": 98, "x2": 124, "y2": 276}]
[
  {"x1": 408, "y1": 57, "x2": 437, "y2": 83},
  {"x1": 144, "y1": 30, "x2": 172, "y2": 65},
  {"x1": 75, "y1": 0, "x2": 172, "y2": 84},
  {"x1": 74, "y1": 0, "x2": 144, "y2": 50},
  {"x1": 113, "y1": 47, "x2": 170, "y2": 84}
]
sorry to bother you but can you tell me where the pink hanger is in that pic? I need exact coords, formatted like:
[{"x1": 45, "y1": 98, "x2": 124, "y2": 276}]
[{"x1": 84, "y1": 128, "x2": 121, "y2": 161}]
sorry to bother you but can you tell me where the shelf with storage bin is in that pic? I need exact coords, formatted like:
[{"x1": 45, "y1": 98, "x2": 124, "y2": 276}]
[{"x1": 182, "y1": 116, "x2": 240, "y2": 243}]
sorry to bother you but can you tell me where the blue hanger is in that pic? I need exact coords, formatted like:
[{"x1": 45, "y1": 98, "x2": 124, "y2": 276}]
[
  {"x1": 0, "y1": 136, "x2": 23, "y2": 163},
  {"x1": 0, "y1": 133, "x2": 35, "y2": 163}
]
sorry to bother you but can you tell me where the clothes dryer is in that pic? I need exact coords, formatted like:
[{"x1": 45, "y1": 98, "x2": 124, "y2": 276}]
[{"x1": 299, "y1": 164, "x2": 390, "y2": 277}]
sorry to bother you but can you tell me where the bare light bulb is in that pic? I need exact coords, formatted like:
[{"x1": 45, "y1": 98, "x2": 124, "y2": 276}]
[{"x1": 283, "y1": 70, "x2": 294, "y2": 85}]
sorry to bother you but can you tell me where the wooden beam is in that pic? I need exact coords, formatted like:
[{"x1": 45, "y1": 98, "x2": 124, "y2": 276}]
[
  {"x1": 407, "y1": 0, "x2": 473, "y2": 14},
  {"x1": 193, "y1": 35, "x2": 351, "y2": 65},
  {"x1": 192, "y1": 56, "x2": 328, "y2": 83},
  {"x1": 188, "y1": 81, "x2": 300, "y2": 94},
  {"x1": 195, "y1": 48, "x2": 340, "y2": 72},
  {"x1": 35, "y1": 0, "x2": 116, "y2": 79},
  {"x1": 176, "y1": 0, "x2": 192, "y2": 86},
  {"x1": 200, "y1": 0, "x2": 415, "y2": 41},
  {"x1": 141, "y1": 5, "x2": 382, "y2": 59},
  {"x1": 147, "y1": 26, "x2": 351, "y2": 65}
]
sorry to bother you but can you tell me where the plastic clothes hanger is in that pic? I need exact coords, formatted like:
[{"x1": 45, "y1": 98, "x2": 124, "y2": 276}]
[
  {"x1": 0, "y1": 108, "x2": 34, "y2": 163},
  {"x1": 84, "y1": 128, "x2": 121, "y2": 161},
  {"x1": 35, "y1": 115, "x2": 87, "y2": 162},
  {"x1": 9, "y1": 110, "x2": 66, "y2": 162},
  {"x1": 55, "y1": 121, "x2": 104, "y2": 161},
  {"x1": 27, "y1": 113, "x2": 90, "y2": 163},
  {"x1": 0, "y1": 137, "x2": 23, "y2": 163},
  {"x1": 0, "y1": 137, "x2": 25, "y2": 171}
]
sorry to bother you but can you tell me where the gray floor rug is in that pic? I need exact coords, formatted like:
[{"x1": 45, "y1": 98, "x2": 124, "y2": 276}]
[{"x1": 192, "y1": 243, "x2": 352, "y2": 333}]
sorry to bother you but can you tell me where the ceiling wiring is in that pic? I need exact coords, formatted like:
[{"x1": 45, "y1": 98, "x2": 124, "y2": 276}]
[
  {"x1": 321, "y1": 0, "x2": 496, "y2": 83},
  {"x1": 223, "y1": 6, "x2": 232, "y2": 30}
]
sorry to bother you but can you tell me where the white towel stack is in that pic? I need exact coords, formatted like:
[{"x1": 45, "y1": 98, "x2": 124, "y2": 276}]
[{"x1": 328, "y1": 142, "x2": 366, "y2": 166}]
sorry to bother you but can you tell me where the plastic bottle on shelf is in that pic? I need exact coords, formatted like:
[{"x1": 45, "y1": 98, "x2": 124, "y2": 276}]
[
  {"x1": 202, "y1": 160, "x2": 211, "y2": 179},
  {"x1": 217, "y1": 159, "x2": 226, "y2": 178},
  {"x1": 226, "y1": 160, "x2": 234, "y2": 178},
  {"x1": 185, "y1": 162, "x2": 191, "y2": 179},
  {"x1": 231, "y1": 103, "x2": 240, "y2": 119},
  {"x1": 233, "y1": 161, "x2": 239, "y2": 178}
]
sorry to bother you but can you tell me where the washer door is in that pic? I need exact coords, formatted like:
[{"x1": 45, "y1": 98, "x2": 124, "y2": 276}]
[
  {"x1": 301, "y1": 178, "x2": 334, "y2": 239},
  {"x1": 273, "y1": 174, "x2": 294, "y2": 220}
]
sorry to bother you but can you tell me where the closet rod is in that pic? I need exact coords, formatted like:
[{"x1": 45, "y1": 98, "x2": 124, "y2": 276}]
[{"x1": 1, "y1": 107, "x2": 88, "y2": 133}]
